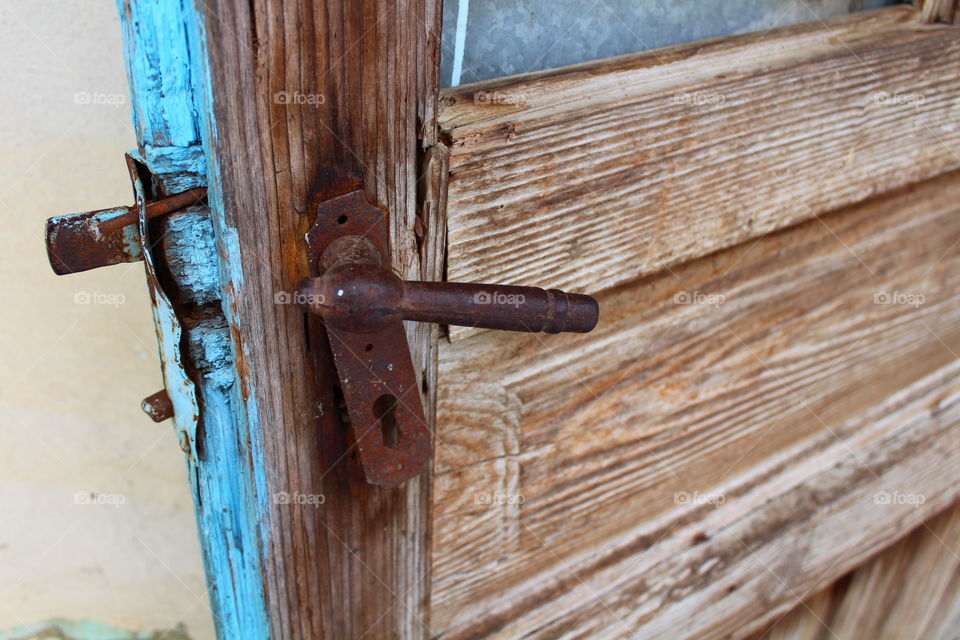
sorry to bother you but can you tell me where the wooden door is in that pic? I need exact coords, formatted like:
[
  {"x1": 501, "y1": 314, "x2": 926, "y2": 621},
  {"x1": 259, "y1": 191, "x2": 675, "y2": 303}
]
[
  {"x1": 101, "y1": 1, "x2": 960, "y2": 638},
  {"x1": 427, "y1": 5, "x2": 960, "y2": 637}
]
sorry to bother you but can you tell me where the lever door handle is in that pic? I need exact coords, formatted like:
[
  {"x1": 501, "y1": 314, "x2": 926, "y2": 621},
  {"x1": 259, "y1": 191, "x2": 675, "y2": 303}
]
[
  {"x1": 296, "y1": 264, "x2": 599, "y2": 335},
  {"x1": 300, "y1": 190, "x2": 600, "y2": 486}
]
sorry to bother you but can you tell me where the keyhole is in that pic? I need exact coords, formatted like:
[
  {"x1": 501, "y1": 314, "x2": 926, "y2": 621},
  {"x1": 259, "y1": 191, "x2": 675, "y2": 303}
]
[{"x1": 373, "y1": 394, "x2": 400, "y2": 448}]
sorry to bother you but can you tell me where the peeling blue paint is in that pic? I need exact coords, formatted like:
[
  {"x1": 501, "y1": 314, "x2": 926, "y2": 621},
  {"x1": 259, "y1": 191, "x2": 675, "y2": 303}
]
[
  {"x1": 128, "y1": 152, "x2": 201, "y2": 462},
  {"x1": 116, "y1": 0, "x2": 200, "y2": 147},
  {"x1": 116, "y1": 1, "x2": 272, "y2": 639},
  {"x1": 187, "y1": 321, "x2": 270, "y2": 638},
  {"x1": 187, "y1": 319, "x2": 233, "y2": 388},
  {"x1": 184, "y1": 0, "x2": 274, "y2": 550},
  {"x1": 117, "y1": 0, "x2": 206, "y2": 192},
  {"x1": 160, "y1": 206, "x2": 220, "y2": 305},
  {"x1": 143, "y1": 144, "x2": 207, "y2": 191},
  {"x1": 143, "y1": 144, "x2": 206, "y2": 175}
]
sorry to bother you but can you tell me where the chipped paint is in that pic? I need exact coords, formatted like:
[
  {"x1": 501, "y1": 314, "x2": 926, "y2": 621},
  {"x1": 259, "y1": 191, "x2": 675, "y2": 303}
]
[
  {"x1": 182, "y1": 0, "x2": 275, "y2": 606},
  {"x1": 143, "y1": 144, "x2": 206, "y2": 193},
  {"x1": 116, "y1": 0, "x2": 199, "y2": 148},
  {"x1": 117, "y1": 1, "x2": 272, "y2": 638},
  {"x1": 128, "y1": 153, "x2": 201, "y2": 457},
  {"x1": 178, "y1": 5, "x2": 275, "y2": 636},
  {"x1": 159, "y1": 206, "x2": 220, "y2": 306},
  {"x1": 116, "y1": 0, "x2": 205, "y2": 193},
  {"x1": 185, "y1": 318, "x2": 272, "y2": 635}
]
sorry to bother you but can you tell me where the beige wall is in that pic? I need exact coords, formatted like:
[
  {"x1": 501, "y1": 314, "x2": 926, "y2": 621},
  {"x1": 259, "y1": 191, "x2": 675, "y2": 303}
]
[{"x1": 0, "y1": 1, "x2": 214, "y2": 638}]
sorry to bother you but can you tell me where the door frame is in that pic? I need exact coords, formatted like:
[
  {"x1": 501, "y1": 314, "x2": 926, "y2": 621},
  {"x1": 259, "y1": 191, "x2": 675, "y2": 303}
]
[{"x1": 118, "y1": 1, "x2": 960, "y2": 638}]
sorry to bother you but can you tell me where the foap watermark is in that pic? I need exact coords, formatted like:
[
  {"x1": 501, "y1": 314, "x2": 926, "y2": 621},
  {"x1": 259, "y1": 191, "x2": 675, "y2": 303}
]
[
  {"x1": 274, "y1": 290, "x2": 326, "y2": 306},
  {"x1": 671, "y1": 91, "x2": 726, "y2": 107},
  {"x1": 474, "y1": 491, "x2": 525, "y2": 506},
  {"x1": 73, "y1": 91, "x2": 126, "y2": 108},
  {"x1": 874, "y1": 290, "x2": 924, "y2": 309},
  {"x1": 473, "y1": 90, "x2": 528, "y2": 107},
  {"x1": 472, "y1": 290, "x2": 526, "y2": 308},
  {"x1": 274, "y1": 91, "x2": 326, "y2": 107},
  {"x1": 874, "y1": 491, "x2": 925, "y2": 508},
  {"x1": 674, "y1": 291, "x2": 725, "y2": 308},
  {"x1": 74, "y1": 491, "x2": 126, "y2": 508},
  {"x1": 73, "y1": 291, "x2": 125, "y2": 308},
  {"x1": 273, "y1": 491, "x2": 326, "y2": 508},
  {"x1": 872, "y1": 91, "x2": 926, "y2": 107},
  {"x1": 674, "y1": 491, "x2": 725, "y2": 507}
]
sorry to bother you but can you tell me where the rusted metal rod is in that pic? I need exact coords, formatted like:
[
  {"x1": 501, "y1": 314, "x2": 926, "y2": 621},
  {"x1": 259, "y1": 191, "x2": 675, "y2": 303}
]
[
  {"x1": 45, "y1": 186, "x2": 208, "y2": 275},
  {"x1": 401, "y1": 281, "x2": 598, "y2": 333},
  {"x1": 98, "y1": 186, "x2": 208, "y2": 234},
  {"x1": 295, "y1": 262, "x2": 599, "y2": 334}
]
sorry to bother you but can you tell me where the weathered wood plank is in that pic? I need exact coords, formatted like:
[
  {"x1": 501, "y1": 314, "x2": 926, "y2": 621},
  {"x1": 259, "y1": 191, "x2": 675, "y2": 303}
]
[
  {"x1": 430, "y1": 172, "x2": 960, "y2": 639},
  {"x1": 192, "y1": 1, "x2": 444, "y2": 638},
  {"x1": 439, "y1": 6, "x2": 960, "y2": 340},
  {"x1": 921, "y1": 0, "x2": 959, "y2": 24},
  {"x1": 749, "y1": 501, "x2": 960, "y2": 640}
]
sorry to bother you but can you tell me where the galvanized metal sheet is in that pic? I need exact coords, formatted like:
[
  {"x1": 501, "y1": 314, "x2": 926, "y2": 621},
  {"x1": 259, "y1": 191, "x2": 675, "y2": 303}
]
[{"x1": 441, "y1": 0, "x2": 902, "y2": 86}]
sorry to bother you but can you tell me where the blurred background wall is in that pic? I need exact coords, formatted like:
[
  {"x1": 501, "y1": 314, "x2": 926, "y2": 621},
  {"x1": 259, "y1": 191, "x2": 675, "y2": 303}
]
[{"x1": 0, "y1": 1, "x2": 214, "y2": 638}]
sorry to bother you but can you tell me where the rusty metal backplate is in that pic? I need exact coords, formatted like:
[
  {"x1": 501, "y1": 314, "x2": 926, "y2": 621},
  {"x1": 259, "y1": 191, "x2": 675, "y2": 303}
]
[{"x1": 306, "y1": 191, "x2": 430, "y2": 486}]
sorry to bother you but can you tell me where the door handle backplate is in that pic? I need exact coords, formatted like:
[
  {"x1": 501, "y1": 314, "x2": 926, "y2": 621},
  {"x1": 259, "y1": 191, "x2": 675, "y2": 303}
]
[{"x1": 299, "y1": 190, "x2": 600, "y2": 485}]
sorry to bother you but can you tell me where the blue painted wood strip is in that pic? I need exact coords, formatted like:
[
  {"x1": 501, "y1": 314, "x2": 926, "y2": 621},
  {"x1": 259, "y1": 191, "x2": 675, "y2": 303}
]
[
  {"x1": 116, "y1": 0, "x2": 200, "y2": 147},
  {"x1": 116, "y1": 1, "x2": 272, "y2": 638},
  {"x1": 186, "y1": 321, "x2": 272, "y2": 639},
  {"x1": 180, "y1": 0, "x2": 276, "y2": 591},
  {"x1": 116, "y1": 0, "x2": 206, "y2": 192}
]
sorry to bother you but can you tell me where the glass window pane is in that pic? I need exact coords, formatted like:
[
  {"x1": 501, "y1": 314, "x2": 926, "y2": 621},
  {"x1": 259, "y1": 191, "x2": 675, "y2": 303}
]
[{"x1": 441, "y1": 0, "x2": 904, "y2": 87}]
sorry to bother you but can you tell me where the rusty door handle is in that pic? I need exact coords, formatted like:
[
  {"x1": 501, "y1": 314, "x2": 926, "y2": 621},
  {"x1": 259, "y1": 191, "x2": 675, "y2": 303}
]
[
  {"x1": 295, "y1": 263, "x2": 599, "y2": 334},
  {"x1": 301, "y1": 190, "x2": 599, "y2": 487}
]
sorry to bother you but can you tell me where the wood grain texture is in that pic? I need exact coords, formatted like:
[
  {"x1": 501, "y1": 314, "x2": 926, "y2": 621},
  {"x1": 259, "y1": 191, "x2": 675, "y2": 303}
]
[
  {"x1": 194, "y1": 1, "x2": 444, "y2": 638},
  {"x1": 430, "y1": 172, "x2": 960, "y2": 639},
  {"x1": 439, "y1": 6, "x2": 960, "y2": 340},
  {"x1": 921, "y1": 0, "x2": 960, "y2": 24},
  {"x1": 750, "y1": 501, "x2": 960, "y2": 640}
]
